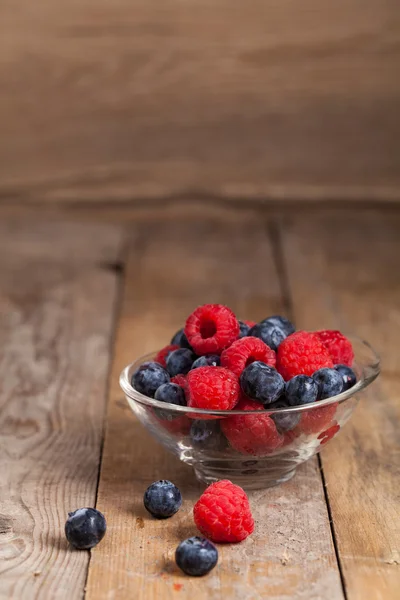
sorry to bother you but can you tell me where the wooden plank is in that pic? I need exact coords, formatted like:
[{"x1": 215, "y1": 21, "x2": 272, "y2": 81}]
[
  {"x1": 280, "y1": 210, "x2": 400, "y2": 599},
  {"x1": 85, "y1": 208, "x2": 344, "y2": 600},
  {"x1": 0, "y1": 219, "x2": 123, "y2": 599},
  {"x1": 0, "y1": 1, "x2": 399, "y2": 204}
]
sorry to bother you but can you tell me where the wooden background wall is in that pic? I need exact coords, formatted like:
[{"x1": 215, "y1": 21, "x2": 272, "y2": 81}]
[{"x1": 1, "y1": 0, "x2": 399, "y2": 206}]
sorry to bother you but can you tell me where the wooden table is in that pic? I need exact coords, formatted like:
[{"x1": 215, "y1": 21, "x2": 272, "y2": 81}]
[{"x1": 0, "y1": 204, "x2": 398, "y2": 600}]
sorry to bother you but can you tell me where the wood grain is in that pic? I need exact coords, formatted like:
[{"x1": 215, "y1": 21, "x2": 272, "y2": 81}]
[
  {"x1": 280, "y1": 210, "x2": 400, "y2": 599},
  {"x1": 85, "y1": 209, "x2": 344, "y2": 600},
  {"x1": 0, "y1": 0, "x2": 399, "y2": 204},
  {"x1": 0, "y1": 219, "x2": 123, "y2": 599}
]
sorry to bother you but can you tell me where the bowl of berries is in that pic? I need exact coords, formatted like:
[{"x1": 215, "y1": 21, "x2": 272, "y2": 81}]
[{"x1": 120, "y1": 304, "x2": 380, "y2": 489}]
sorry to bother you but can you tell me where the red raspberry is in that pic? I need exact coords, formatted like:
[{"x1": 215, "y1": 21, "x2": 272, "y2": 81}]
[
  {"x1": 193, "y1": 480, "x2": 254, "y2": 543},
  {"x1": 296, "y1": 402, "x2": 338, "y2": 435},
  {"x1": 187, "y1": 366, "x2": 239, "y2": 410},
  {"x1": 276, "y1": 331, "x2": 333, "y2": 380},
  {"x1": 155, "y1": 344, "x2": 179, "y2": 367},
  {"x1": 185, "y1": 304, "x2": 239, "y2": 355},
  {"x1": 221, "y1": 398, "x2": 283, "y2": 455},
  {"x1": 220, "y1": 336, "x2": 276, "y2": 377},
  {"x1": 315, "y1": 330, "x2": 354, "y2": 366},
  {"x1": 318, "y1": 423, "x2": 340, "y2": 445},
  {"x1": 171, "y1": 374, "x2": 187, "y2": 388}
]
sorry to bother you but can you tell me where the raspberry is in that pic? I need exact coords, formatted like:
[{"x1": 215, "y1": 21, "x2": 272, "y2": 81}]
[
  {"x1": 296, "y1": 402, "x2": 338, "y2": 435},
  {"x1": 315, "y1": 330, "x2": 354, "y2": 366},
  {"x1": 185, "y1": 304, "x2": 239, "y2": 355},
  {"x1": 193, "y1": 480, "x2": 254, "y2": 543},
  {"x1": 221, "y1": 398, "x2": 283, "y2": 455},
  {"x1": 155, "y1": 344, "x2": 179, "y2": 368},
  {"x1": 220, "y1": 337, "x2": 276, "y2": 377},
  {"x1": 171, "y1": 374, "x2": 187, "y2": 388},
  {"x1": 276, "y1": 331, "x2": 333, "y2": 381},
  {"x1": 187, "y1": 366, "x2": 239, "y2": 410},
  {"x1": 318, "y1": 423, "x2": 340, "y2": 445}
]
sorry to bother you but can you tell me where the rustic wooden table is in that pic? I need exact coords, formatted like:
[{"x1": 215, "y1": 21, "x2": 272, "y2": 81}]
[{"x1": 0, "y1": 204, "x2": 398, "y2": 600}]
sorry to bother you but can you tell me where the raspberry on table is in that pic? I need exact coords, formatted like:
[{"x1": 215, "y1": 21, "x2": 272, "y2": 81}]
[
  {"x1": 240, "y1": 361, "x2": 284, "y2": 405},
  {"x1": 193, "y1": 480, "x2": 254, "y2": 543},
  {"x1": 187, "y1": 366, "x2": 240, "y2": 410},
  {"x1": 249, "y1": 315, "x2": 295, "y2": 351},
  {"x1": 221, "y1": 336, "x2": 276, "y2": 377},
  {"x1": 185, "y1": 304, "x2": 239, "y2": 355},
  {"x1": 296, "y1": 402, "x2": 338, "y2": 435},
  {"x1": 221, "y1": 397, "x2": 283, "y2": 455},
  {"x1": 276, "y1": 331, "x2": 333, "y2": 381},
  {"x1": 315, "y1": 330, "x2": 354, "y2": 366},
  {"x1": 154, "y1": 344, "x2": 179, "y2": 368}
]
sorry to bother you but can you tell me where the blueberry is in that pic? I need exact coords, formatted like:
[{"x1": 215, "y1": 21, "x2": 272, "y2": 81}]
[
  {"x1": 171, "y1": 328, "x2": 193, "y2": 350},
  {"x1": 191, "y1": 355, "x2": 220, "y2": 369},
  {"x1": 154, "y1": 383, "x2": 187, "y2": 420},
  {"x1": 190, "y1": 419, "x2": 227, "y2": 451},
  {"x1": 313, "y1": 368, "x2": 344, "y2": 399},
  {"x1": 166, "y1": 348, "x2": 196, "y2": 376},
  {"x1": 269, "y1": 400, "x2": 301, "y2": 432},
  {"x1": 249, "y1": 315, "x2": 295, "y2": 351},
  {"x1": 132, "y1": 362, "x2": 170, "y2": 398},
  {"x1": 238, "y1": 321, "x2": 251, "y2": 338},
  {"x1": 285, "y1": 375, "x2": 319, "y2": 406},
  {"x1": 143, "y1": 480, "x2": 182, "y2": 519},
  {"x1": 175, "y1": 536, "x2": 218, "y2": 576},
  {"x1": 335, "y1": 364, "x2": 357, "y2": 391},
  {"x1": 65, "y1": 508, "x2": 106, "y2": 550},
  {"x1": 240, "y1": 361, "x2": 285, "y2": 405}
]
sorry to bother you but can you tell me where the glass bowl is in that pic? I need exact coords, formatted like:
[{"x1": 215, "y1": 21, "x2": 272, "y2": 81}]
[{"x1": 119, "y1": 338, "x2": 380, "y2": 490}]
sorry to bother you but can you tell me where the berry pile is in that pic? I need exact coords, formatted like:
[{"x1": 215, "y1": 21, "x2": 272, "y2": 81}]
[{"x1": 131, "y1": 304, "x2": 357, "y2": 451}]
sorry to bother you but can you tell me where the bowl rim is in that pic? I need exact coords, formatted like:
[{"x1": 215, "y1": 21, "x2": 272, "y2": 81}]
[{"x1": 119, "y1": 337, "x2": 380, "y2": 416}]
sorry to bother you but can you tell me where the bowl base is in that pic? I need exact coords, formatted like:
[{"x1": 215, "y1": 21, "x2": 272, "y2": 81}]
[{"x1": 194, "y1": 465, "x2": 296, "y2": 490}]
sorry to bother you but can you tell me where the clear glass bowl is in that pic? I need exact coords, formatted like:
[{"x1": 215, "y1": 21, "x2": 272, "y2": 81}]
[{"x1": 119, "y1": 338, "x2": 380, "y2": 490}]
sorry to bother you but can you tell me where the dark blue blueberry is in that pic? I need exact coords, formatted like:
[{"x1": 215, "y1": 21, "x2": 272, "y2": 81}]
[
  {"x1": 132, "y1": 362, "x2": 170, "y2": 398},
  {"x1": 154, "y1": 383, "x2": 187, "y2": 420},
  {"x1": 191, "y1": 355, "x2": 220, "y2": 369},
  {"x1": 65, "y1": 508, "x2": 106, "y2": 550},
  {"x1": 190, "y1": 419, "x2": 227, "y2": 451},
  {"x1": 238, "y1": 321, "x2": 251, "y2": 338},
  {"x1": 269, "y1": 400, "x2": 301, "y2": 432},
  {"x1": 249, "y1": 315, "x2": 295, "y2": 351},
  {"x1": 166, "y1": 348, "x2": 196, "y2": 376},
  {"x1": 143, "y1": 480, "x2": 182, "y2": 519},
  {"x1": 335, "y1": 364, "x2": 357, "y2": 391},
  {"x1": 313, "y1": 368, "x2": 344, "y2": 399},
  {"x1": 171, "y1": 328, "x2": 193, "y2": 350},
  {"x1": 240, "y1": 361, "x2": 285, "y2": 405},
  {"x1": 285, "y1": 375, "x2": 319, "y2": 406},
  {"x1": 175, "y1": 536, "x2": 218, "y2": 576}
]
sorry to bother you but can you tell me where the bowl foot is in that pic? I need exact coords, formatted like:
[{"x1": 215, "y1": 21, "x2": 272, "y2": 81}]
[{"x1": 193, "y1": 465, "x2": 296, "y2": 490}]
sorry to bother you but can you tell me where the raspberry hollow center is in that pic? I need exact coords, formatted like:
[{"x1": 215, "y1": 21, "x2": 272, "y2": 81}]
[{"x1": 200, "y1": 320, "x2": 217, "y2": 339}]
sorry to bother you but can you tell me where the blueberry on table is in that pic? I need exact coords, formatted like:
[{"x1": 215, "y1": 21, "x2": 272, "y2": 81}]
[
  {"x1": 170, "y1": 328, "x2": 193, "y2": 350},
  {"x1": 270, "y1": 400, "x2": 301, "y2": 432},
  {"x1": 65, "y1": 508, "x2": 106, "y2": 550},
  {"x1": 143, "y1": 480, "x2": 182, "y2": 519},
  {"x1": 249, "y1": 315, "x2": 295, "y2": 351},
  {"x1": 285, "y1": 374, "x2": 319, "y2": 406},
  {"x1": 175, "y1": 536, "x2": 218, "y2": 576},
  {"x1": 154, "y1": 383, "x2": 187, "y2": 420},
  {"x1": 240, "y1": 361, "x2": 285, "y2": 405},
  {"x1": 313, "y1": 367, "x2": 344, "y2": 399},
  {"x1": 191, "y1": 355, "x2": 220, "y2": 369},
  {"x1": 132, "y1": 362, "x2": 170, "y2": 397},
  {"x1": 166, "y1": 348, "x2": 196, "y2": 376},
  {"x1": 335, "y1": 364, "x2": 357, "y2": 391}
]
